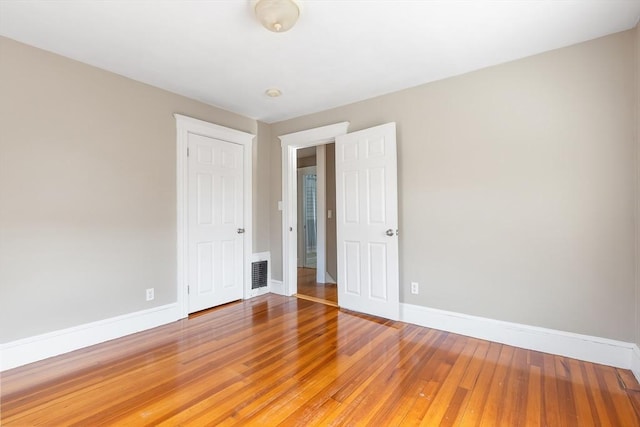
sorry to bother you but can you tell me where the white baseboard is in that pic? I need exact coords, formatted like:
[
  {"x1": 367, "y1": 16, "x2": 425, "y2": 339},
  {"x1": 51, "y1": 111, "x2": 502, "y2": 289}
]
[
  {"x1": 4, "y1": 297, "x2": 635, "y2": 374},
  {"x1": 325, "y1": 272, "x2": 337, "y2": 284},
  {"x1": 1, "y1": 303, "x2": 181, "y2": 371},
  {"x1": 270, "y1": 280, "x2": 285, "y2": 295},
  {"x1": 401, "y1": 303, "x2": 635, "y2": 370},
  {"x1": 631, "y1": 345, "x2": 640, "y2": 383}
]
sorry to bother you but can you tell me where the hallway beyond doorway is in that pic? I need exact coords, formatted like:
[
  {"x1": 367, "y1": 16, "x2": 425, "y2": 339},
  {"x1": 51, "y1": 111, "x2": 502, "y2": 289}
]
[{"x1": 295, "y1": 268, "x2": 337, "y2": 307}]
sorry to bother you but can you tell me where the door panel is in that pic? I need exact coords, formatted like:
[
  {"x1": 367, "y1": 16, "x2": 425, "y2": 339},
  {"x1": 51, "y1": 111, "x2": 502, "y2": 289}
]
[
  {"x1": 368, "y1": 168, "x2": 386, "y2": 223},
  {"x1": 336, "y1": 123, "x2": 399, "y2": 320},
  {"x1": 188, "y1": 133, "x2": 244, "y2": 313},
  {"x1": 369, "y1": 242, "x2": 387, "y2": 300},
  {"x1": 344, "y1": 241, "x2": 361, "y2": 295}
]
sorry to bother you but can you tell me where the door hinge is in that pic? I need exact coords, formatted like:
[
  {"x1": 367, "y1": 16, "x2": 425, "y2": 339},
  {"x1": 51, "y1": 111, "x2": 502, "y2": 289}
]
[
  {"x1": 187, "y1": 285, "x2": 190, "y2": 294},
  {"x1": 187, "y1": 147, "x2": 190, "y2": 157}
]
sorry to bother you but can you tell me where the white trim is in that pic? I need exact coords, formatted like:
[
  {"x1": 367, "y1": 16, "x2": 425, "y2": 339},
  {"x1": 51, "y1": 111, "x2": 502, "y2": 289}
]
[
  {"x1": 316, "y1": 145, "x2": 326, "y2": 284},
  {"x1": 632, "y1": 345, "x2": 640, "y2": 383},
  {"x1": 270, "y1": 280, "x2": 285, "y2": 295},
  {"x1": 280, "y1": 122, "x2": 349, "y2": 296},
  {"x1": 1, "y1": 304, "x2": 180, "y2": 371},
  {"x1": 401, "y1": 303, "x2": 636, "y2": 370},
  {"x1": 250, "y1": 252, "x2": 271, "y2": 297},
  {"x1": 174, "y1": 114, "x2": 254, "y2": 317}
]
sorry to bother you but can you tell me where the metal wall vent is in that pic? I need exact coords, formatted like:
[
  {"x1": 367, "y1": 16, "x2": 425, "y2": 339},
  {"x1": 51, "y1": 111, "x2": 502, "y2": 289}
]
[{"x1": 251, "y1": 260, "x2": 268, "y2": 289}]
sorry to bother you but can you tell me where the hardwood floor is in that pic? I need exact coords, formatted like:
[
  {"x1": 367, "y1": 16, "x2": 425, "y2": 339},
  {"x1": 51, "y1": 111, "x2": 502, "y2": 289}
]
[
  {"x1": 296, "y1": 267, "x2": 338, "y2": 305},
  {"x1": 2, "y1": 294, "x2": 639, "y2": 426}
]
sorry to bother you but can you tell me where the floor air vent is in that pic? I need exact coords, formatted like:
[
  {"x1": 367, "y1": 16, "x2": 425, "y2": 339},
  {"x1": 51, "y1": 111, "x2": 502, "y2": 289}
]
[{"x1": 251, "y1": 260, "x2": 268, "y2": 289}]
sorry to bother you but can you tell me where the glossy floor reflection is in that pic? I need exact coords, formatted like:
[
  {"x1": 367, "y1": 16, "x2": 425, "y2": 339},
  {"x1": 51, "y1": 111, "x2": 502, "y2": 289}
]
[
  {"x1": 2, "y1": 294, "x2": 639, "y2": 425},
  {"x1": 296, "y1": 267, "x2": 338, "y2": 304}
]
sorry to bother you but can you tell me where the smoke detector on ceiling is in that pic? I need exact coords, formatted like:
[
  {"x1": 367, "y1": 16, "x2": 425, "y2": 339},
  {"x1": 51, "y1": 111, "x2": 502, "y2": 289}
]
[{"x1": 265, "y1": 88, "x2": 282, "y2": 97}]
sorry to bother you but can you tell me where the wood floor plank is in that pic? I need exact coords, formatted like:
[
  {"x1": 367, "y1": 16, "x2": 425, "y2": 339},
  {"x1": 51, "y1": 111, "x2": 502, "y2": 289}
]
[
  {"x1": 602, "y1": 367, "x2": 640, "y2": 427},
  {"x1": 296, "y1": 267, "x2": 338, "y2": 304},
  {"x1": 541, "y1": 352, "x2": 563, "y2": 427},
  {"x1": 583, "y1": 361, "x2": 616, "y2": 425},
  {"x1": 524, "y1": 365, "x2": 542, "y2": 426},
  {"x1": 457, "y1": 341, "x2": 503, "y2": 426},
  {"x1": 399, "y1": 380, "x2": 442, "y2": 425},
  {"x1": 499, "y1": 347, "x2": 530, "y2": 427},
  {"x1": 419, "y1": 338, "x2": 478, "y2": 426},
  {"x1": 569, "y1": 358, "x2": 596, "y2": 427},
  {"x1": 1, "y1": 294, "x2": 639, "y2": 426},
  {"x1": 478, "y1": 345, "x2": 515, "y2": 426}
]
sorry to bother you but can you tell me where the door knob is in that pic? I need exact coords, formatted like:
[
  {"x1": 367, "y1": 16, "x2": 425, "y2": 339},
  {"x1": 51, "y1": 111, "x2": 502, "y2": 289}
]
[
  {"x1": 385, "y1": 229, "x2": 394, "y2": 237},
  {"x1": 237, "y1": 228, "x2": 245, "y2": 234}
]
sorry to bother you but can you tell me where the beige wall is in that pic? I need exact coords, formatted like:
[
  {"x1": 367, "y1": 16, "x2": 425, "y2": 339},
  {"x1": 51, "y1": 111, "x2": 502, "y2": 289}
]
[
  {"x1": 297, "y1": 155, "x2": 316, "y2": 169},
  {"x1": 270, "y1": 30, "x2": 637, "y2": 341},
  {"x1": 254, "y1": 121, "x2": 271, "y2": 253},
  {"x1": 2, "y1": 28, "x2": 638, "y2": 346},
  {"x1": 0, "y1": 37, "x2": 258, "y2": 342}
]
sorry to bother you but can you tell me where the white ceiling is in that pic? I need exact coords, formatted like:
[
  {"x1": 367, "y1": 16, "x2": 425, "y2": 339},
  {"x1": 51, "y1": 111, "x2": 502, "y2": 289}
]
[{"x1": 1, "y1": 1, "x2": 639, "y2": 123}]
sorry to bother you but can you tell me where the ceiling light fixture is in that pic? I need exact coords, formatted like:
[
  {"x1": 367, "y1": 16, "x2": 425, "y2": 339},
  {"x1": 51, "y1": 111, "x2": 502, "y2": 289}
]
[
  {"x1": 265, "y1": 88, "x2": 282, "y2": 97},
  {"x1": 253, "y1": 0, "x2": 300, "y2": 33}
]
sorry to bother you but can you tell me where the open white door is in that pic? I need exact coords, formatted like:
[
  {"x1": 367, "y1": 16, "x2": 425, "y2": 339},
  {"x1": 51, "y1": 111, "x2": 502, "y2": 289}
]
[
  {"x1": 336, "y1": 123, "x2": 399, "y2": 320},
  {"x1": 187, "y1": 133, "x2": 244, "y2": 313}
]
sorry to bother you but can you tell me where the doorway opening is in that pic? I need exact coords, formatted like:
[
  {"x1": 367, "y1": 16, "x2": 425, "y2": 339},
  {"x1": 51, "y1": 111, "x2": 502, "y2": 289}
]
[
  {"x1": 298, "y1": 165, "x2": 317, "y2": 269},
  {"x1": 294, "y1": 146, "x2": 338, "y2": 306},
  {"x1": 280, "y1": 122, "x2": 400, "y2": 320},
  {"x1": 279, "y1": 122, "x2": 349, "y2": 304}
]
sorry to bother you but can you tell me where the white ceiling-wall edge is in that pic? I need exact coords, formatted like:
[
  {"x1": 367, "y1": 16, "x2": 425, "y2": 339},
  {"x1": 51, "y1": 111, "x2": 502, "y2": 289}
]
[
  {"x1": 2, "y1": 1, "x2": 640, "y2": 125},
  {"x1": 0, "y1": 34, "x2": 261, "y2": 125},
  {"x1": 3, "y1": 22, "x2": 637, "y2": 127},
  {"x1": 263, "y1": 26, "x2": 640, "y2": 124},
  {"x1": 178, "y1": 19, "x2": 640, "y2": 124}
]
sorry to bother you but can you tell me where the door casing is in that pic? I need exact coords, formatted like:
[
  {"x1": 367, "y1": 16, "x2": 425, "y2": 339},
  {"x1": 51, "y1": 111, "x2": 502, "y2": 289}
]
[
  {"x1": 279, "y1": 122, "x2": 350, "y2": 296},
  {"x1": 175, "y1": 114, "x2": 254, "y2": 318}
]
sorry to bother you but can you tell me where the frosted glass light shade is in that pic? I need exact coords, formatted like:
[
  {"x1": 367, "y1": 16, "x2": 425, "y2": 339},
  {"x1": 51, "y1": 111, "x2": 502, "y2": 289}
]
[{"x1": 254, "y1": 0, "x2": 300, "y2": 32}]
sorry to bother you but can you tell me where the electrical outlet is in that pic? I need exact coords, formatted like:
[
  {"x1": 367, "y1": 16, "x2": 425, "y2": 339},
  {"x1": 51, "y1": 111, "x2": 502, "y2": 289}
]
[
  {"x1": 146, "y1": 288, "x2": 154, "y2": 301},
  {"x1": 411, "y1": 282, "x2": 419, "y2": 295}
]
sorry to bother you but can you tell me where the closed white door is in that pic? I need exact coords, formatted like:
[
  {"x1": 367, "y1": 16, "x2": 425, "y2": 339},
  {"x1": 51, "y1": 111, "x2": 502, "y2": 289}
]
[
  {"x1": 188, "y1": 133, "x2": 244, "y2": 313},
  {"x1": 335, "y1": 123, "x2": 399, "y2": 320}
]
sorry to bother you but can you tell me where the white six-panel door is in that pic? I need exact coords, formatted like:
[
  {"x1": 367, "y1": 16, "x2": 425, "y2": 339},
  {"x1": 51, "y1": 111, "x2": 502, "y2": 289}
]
[
  {"x1": 335, "y1": 123, "x2": 399, "y2": 320},
  {"x1": 188, "y1": 133, "x2": 244, "y2": 313}
]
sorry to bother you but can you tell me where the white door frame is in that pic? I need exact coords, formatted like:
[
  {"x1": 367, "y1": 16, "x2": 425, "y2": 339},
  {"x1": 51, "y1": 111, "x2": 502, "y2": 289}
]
[
  {"x1": 279, "y1": 122, "x2": 349, "y2": 296},
  {"x1": 175, "y1": 114, "x2": 254, "y2": 318}
]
